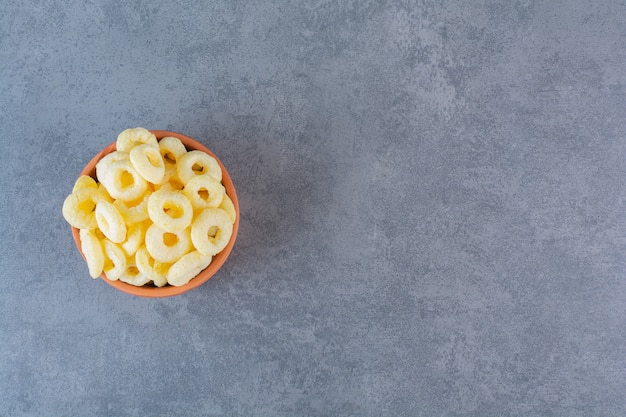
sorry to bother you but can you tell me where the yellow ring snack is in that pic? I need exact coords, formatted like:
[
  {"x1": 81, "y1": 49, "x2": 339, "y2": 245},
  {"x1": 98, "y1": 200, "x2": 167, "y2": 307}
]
[
  {"x1": 183, "y1": 174, "x2": 224, "y2": 210},
  {"x1": 63, "y1": 186, "x2": 106, "y2": 230},
  {"x1": 79, "y1": 229, "x2": 105, "y2": 278},
  {"x1": 102, "y1": 239, "x2": 127, "y2": 281},
  {"x1": 159, "y1": 136, "x2": 187, "y2": 167},
  {"x1": 116, "y1": 127, "x2": 158, "y2": 152},
  {"x1": 130, "y1": 143, "x2": 165, "y2": 184},
  {"x1": 145, "y1": 223, "x2": 191, "y2": 263},
  {"x1": 177, "y1": 150, "x2": 222, "y2": 184},
  {"x1": 167, "y1": 250, "x2": 212, "y2": 287},
  {"x1": 105, "y1": 159, "x2": 149, "y2": 201},
  {"x1": 147, "y1": 189, "x2": 193, "y2": 232},
  {"x1": 118, "y1": 261, "x2": 152, "y2": 286},
  {"x1": 190, "y1": 207, "x2": 233, "y2": 256},
  {"x1": 95, "y1": 201, "x2": 127, "y2": 243},
  {"x1": 219, "y1": 193, "x2": 237, "y2": 223},
  {"x1": 72, "y1": 175, "x2": 98, "y2": 193},
  {"x1": 95, "y1": 151, "x2": 129, "y2": 189}
]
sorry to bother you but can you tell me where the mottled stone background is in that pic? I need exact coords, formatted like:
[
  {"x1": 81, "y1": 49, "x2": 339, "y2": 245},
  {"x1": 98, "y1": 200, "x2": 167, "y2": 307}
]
[{"x1": 1, "y1": 1, "x2": 625, "y2": 416}]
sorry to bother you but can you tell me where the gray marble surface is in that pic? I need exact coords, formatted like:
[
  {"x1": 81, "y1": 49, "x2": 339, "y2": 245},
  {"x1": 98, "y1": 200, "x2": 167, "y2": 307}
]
[{"x1": 1, "y1": 1, "x2": 625, "y2": 416}]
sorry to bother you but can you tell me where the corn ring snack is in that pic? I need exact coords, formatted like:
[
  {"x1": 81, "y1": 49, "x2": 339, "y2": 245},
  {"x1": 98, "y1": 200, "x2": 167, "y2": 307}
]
[
  {"x1": 219, "y1": 193, "x2": 237, "y2": 223},
  {"x1": 121, "y1": 220, "x2": 149, "y2": 257},
  {"x1": 177, "y1": 150, "x2": 222, "y2": 184},
  {"x1": 79, "y1": 229, "x2": 105, "y2": 278},
  {"x1": 145, "y1": 223, "x2": 192, "y2": 263},
  {"x1": 130, "y1": 143, "x2": 165, "y2": 184},
  {"x1": 183, "y1": 174, "x2": 224, "y2": 210},
  {"x1": 104, "y1": 159, "x2": 148, "y2": 201},
  {"x1": 116, "y1": 127, "x2": 158, "y2": 152},
  {"x1": 95, "y1": 201, "x2": 127, "y2": 243},
  {"x1": 95, "y1": 151, "x2": 129, "y2": 188},
  {"x1": 147, "y1": 189, "x2": 193, "y2": 232},
  {"x1": 118, "y1": 261, "x2": 152, "y2": 286},
  {"x1": 167, "y1": 250, "x2": 212, "y2": 287},
  {"x1": 191, "y1": 207, "x2": 233, "y2": 256},
  {"x1": 102, "y1": 239, "x2": 126, "y2": 281},
  {"x1": 135, "y1": 246, "x2": 169, "y2": 287},
  {"x1": 63, "y1": 186, "x2": 107, "y2": 229},
  {"x1": 159, "y1": 136, "x2": 187, "y2": 167},
  {"x1": 72, "y1": 175, "x2": 98, "y2": 193}
]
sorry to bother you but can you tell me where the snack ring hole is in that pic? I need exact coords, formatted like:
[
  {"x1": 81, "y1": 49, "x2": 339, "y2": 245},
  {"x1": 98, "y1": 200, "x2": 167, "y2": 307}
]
[
  {"x1": 169, "y1": 178, "x2": 185, "y2": 190},
  {"x1": 198, "y1": 189, "x2": 209, "y2": 201},
  {"x1": 120, "y1": 171, "x2": 134, "y2": 188},
  {"x1": 163, "y1": 153, "x2": 176, "y2": 164},
  {"x1": 192, "y1": 163, "x2": 205, "y2": 174},
  {"x1": 163, "y1": 232, "x2": 179, "y2": 247},
  {"x1": 209, "y1": 226, "x2": 225, "y2": 244},
  {"x1": 163, "y1": 202, "x2": 184, "y2": 218}
]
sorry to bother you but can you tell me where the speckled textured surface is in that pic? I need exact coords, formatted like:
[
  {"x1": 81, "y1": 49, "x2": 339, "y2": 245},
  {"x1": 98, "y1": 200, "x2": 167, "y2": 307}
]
[{"x1": 1, "y1": 1, "x2": 625, "y2": 416}]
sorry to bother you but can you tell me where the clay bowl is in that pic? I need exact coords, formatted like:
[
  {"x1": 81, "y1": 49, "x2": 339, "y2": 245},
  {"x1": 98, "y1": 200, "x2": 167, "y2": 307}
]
[{"x1": 70, "y1": 130, "x2": 239, "y2": 297}]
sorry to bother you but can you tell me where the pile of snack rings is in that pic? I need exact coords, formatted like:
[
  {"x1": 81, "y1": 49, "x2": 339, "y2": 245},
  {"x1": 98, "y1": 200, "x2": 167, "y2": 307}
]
[{"x1": 62, "y1": 128, "x2": 236, "y2": 287}]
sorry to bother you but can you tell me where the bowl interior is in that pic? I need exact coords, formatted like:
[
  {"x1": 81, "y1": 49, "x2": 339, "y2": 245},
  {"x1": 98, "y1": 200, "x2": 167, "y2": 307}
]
[{"x1": 70, "y1": 130, "x2": 239, "y2": 297}]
